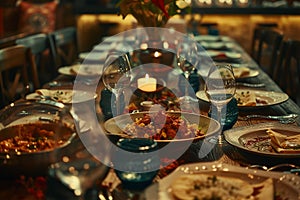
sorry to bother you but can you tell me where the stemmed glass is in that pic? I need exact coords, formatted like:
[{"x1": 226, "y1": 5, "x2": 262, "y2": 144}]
[
  {"x1": 176, "y1": 37, "x2": 200, "y2": 113},
  {"x1": 102, "y1": 52, "x2": 132, "y2": 115},
  {"x1": 204, "y1": 64, "x2": 236, "y2": 142},
  {"x1": 176, "y1": 37, "x2": 197, "y2": 103},
  {"x1": 48, "y1": 152, "x2": 109, "y2": 200}
]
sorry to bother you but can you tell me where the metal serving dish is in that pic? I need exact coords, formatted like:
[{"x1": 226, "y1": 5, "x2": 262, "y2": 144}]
[{"x1": 0, "y1": 100, "x2": 80, "y2": 177}]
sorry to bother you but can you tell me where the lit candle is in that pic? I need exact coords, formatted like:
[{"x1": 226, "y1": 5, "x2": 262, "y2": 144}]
[
  {"x1": 153, "y1": 51, "x2": 162, "y2": 58},
  {"x1": 137, "y1": 74, "x2": 157, "y2": 92}
]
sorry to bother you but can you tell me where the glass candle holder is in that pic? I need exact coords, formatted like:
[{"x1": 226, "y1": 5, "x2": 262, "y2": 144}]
[{"x1": 112, "y1": 138, "x2": 160, "y2": 190}]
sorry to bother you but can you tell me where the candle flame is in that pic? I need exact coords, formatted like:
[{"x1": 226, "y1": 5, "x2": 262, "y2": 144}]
[
  {"x1": 145, "y1": 74, "x2": 150, "y2": 79},
  {"x1": 153, "y1": 51, "x2": 162, "y2": 58}
]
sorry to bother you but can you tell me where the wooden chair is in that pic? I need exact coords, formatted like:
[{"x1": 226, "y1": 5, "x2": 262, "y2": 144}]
[
  {"x1": 15, "y1": 33, "x2": 57, "y2": 88},
  {"x1": 251, "y1": 27, "x2": 283, "y2": 76},
  {"x1": 274, "y1": 39, "x2": 300, "y2": 105},
  {"x1": 0, "y1": 45, "x2": 35, "y2": 108},
  {"x1": 0, "y1": 32, "x2": 37, "y2": 49},
  {"x1": 272, "y1": 40, "x2": 291, "y2": 90},
  {"x1": 251, "y1": 27, "x2": 265, "y2": 62},
  {"x1": 49, "y1": 26, "x2": 78, "y2": 67}
]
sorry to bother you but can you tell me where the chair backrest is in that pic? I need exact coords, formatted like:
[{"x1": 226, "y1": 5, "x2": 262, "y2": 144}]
[
  {"x1": 255, "y1": 28, "x2": 283, "y2": 76},
  {"x1": 0, "y1": 45, "x2": 33, "y2": 108},
  {"x1": 275, "y1": 39, "x2": 300, "y2": 105},
  {"x1": 273, "y1": 40, "x2": 289, "y2": 90},
  {"x1": 0, "y1": 32, "x2": 36, "y2": 49},
  {"x1": 49, "y1": 27, "x2": 78, "y2": 67},
  {"x1": 250, "y1": 27, "x2": 265, "y2": 62},
  {"x1": 15, "y1": 33, "x2": 57, "y2": 88}
]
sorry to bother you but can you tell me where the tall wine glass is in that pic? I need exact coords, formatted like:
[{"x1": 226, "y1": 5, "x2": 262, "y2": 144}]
[
  {"x1": 102, "y1": 53, "x2": 131, "y2": 115},
  {"x1": 204, "y1": 64, "x2": 236, "y2": 142},
  {"x1": 176, "y1": 37, "x2": 198, "y2": 102}
]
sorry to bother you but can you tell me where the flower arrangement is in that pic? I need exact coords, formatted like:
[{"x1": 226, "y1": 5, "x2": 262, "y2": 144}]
[{"x1": 117, "y1": 0, "x2": 191, "y2": 27}]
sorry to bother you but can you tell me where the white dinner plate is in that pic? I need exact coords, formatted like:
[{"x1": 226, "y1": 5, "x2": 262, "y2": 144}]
[
  {"x1": 205, "y1": 50, "x2": 242, "y2": 59},
  {"x1": 26, "y1": 89, "x2": 97, "y2": 104},
  {"x1": 240, "y1": 69, "x2": 259, "y2": 79},
  {"x1": 79, "y1": 52, "x2": 107, "y2": 61},
  {"x1": 215, "y1": 63, "x2": 250, "y2": 68},
  {"x1": 194, "y1": 35, "x2": 232, "y2": 42},
  {"x1": 224, "y1": 122, "x2": 300, "y2": 158},
  {"x1": 232, "y1": 67, "x2": 259, "y2": 79},
  {"x1": 143, "y1": 162, "x2": 300, "y2": 200},
  {"x1": 199, "y1": 67, "x2": 259, "y2": 79},
  {"x1": 92, "y1": 44, "x2": 113, "y2": 51},
  {"x1": 196, "y1": 89, "x2": 289, "y2": 108},
  {"x1": 102, "y1": 35, "x2": 135, "y2": 43},
  {"x1": 200, "y1": 41, "x2": 235, "y2": 50},
  {"x1": 58, "y1": 64, "x2": 103, "y2": 77}
]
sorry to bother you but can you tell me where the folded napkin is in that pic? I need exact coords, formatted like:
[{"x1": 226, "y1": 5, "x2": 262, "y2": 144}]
[
  {"x1": 36, "y1": 89, "x2": 73, "y2": 103},
  {"x1": 266, "y1": 128, "x2": 300, "y2": 153},
  {"x1": 233, "y1": 67, "x2": 250, "y2": 78}
]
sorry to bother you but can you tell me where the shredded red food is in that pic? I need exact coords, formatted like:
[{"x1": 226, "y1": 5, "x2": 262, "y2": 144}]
[
  {"x1": 124, "y1": 111, "x2": 205, "y2": 140},
  {"x1": 0, "y1": 124, "x2": 67, "y2": 153}
]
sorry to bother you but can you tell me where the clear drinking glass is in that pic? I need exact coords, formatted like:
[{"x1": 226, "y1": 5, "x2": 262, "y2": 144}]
[
  {"x1": 176, "y1": 36, "x2": 200, "y2": 114},
  {"x1": 102, "y1": 53, "x2": 132, "y2": 115},
  {"x1": 176, "y1": 37, "x2": 197, "y2": 101},
  {"x1": 204, "y1": 64, "x2": 236, "y2": 141}
]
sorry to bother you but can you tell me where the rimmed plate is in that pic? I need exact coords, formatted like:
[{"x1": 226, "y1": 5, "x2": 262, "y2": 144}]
[
  {"x1": 102, "y1": 35, "x2": 135, "y2": 43},
  {"x1": 79, "y1": 52, "x2": 107, "y2": 61},
  {"x1": 103, "y1": 111, "x2": 220, "y2": 143},
  {"x1": 194, "y1": 35, "x2": 231, "y2": 42},
  {"x1": 224, "y1": 122, "x2": 300, "y2": 158},
  {"x1": 232, "y1": 67, "x2": 259, "y2": 79},
  {"x1": 199, "y1": 67, "x2": 259, "y2": 79},
  {"x1": 196, "y1": 89, "x2": 289, "y2": 108},
  {"x1": 26, "y1": 89, "x2": 97, "y2": 104},
  {"x1": 58, "y1": 64, "x2": 103, "y2": 77},
  {"x1": 92, "y1": 44, "x2": 113, "y2": 51},
  {"x1": 205, "y1": 50, "x2": 242, "y2": 59},
  {"x1": 200, "y1": 41, "x2": 236, "y2": 50},
  {"x1": 144, "y1": 162, "x2": 300, "y2": 200}
]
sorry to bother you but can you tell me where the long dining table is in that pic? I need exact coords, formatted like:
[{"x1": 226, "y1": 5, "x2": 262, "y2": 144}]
[{"x1": 0, "y1": 33, "x2": 300, "y2": 200}]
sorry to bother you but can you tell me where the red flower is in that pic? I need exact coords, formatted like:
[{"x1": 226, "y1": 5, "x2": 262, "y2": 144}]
[{"x1": 151, "y1": 0, "x2": 170, "y2": 18}]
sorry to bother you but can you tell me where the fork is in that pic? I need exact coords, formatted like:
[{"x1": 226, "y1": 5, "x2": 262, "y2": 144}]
[
  {"x1": 238, "y1": 114, "x2": 298, "y2": 124},
  {"x1": 247, "y1": 163, "x2": 300, "y2": 175},
  {"x1": 236, "y1": 82, "x2": 265, "y2": 88}
]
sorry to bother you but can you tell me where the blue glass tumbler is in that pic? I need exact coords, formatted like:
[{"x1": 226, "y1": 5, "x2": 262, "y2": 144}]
[{"x1": 112, "y1": 138, "x2": 160, "y2": 190}]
